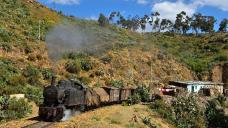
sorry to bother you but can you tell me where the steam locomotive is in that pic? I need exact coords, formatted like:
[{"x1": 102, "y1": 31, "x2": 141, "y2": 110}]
[{"x1": 39, "y1": 77, "x2": 136, "y2": 121}]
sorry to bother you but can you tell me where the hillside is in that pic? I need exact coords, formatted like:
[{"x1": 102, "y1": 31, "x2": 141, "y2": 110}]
[
  {"x1": 0, "y1": 0, "x2": 228, "y2": 126},
  {"x1": 0, "y1": 0, "x2": 227, "y2": 95}
]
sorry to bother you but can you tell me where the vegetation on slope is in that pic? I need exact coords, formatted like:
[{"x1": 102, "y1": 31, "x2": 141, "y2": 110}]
[
  {"x1": 0, "y1": 0, "x2": 227, "y2": 122},
  {"x1": 145, "y1": 33, "x2": 228, "y2": 79}
]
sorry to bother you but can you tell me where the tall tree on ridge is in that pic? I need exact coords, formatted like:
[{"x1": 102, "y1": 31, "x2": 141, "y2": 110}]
[
  {"x1": 140, "y1": 15, "x2": 149, "y2": 32},
  {"x1": 160, "y1": 19, "x2": 173, "y2": 32},
  {"x1": 153, "y1": 12, "x2": 160, "y2": 32},
  {"x1": 98, "y1": 13, "x2": 109, "y2": 27},
  {"x1": 191, "y1": 13, "x2": 203, "y2": 35},
  {"x1": 174, "y1": 11, "x2": 191, "y2": 34},
  {"x1": 218, "y1": 18, "x2": 228, "y2": 32},
  {"x1": 201, "y1": 16, "x2": 216, "y2": 33}
]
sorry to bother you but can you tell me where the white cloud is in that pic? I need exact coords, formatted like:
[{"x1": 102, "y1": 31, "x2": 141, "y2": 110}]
[
  {"x1": 48, "y1": 0, "x2": 80, "y2": 5},
  {"x1": 151, "y1": 0, "x2": 227, "y2": 22},
  {"x1": 152, "y1": 1, "x2": 199, "y2": 22},
  {"x1": 85, "y1": 16, "x2": 98, "y2": 21},
  {"x1": 202, "y1": 0, "x2": 228, "y2": 11},
  {"x1": 137, "y1": 0, "x2": 148, "y2": 5}
]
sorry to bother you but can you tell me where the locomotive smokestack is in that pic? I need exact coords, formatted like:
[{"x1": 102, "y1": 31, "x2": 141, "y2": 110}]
[{"x1": 51, "y1": 76, "x2": 57, "y2": 86}]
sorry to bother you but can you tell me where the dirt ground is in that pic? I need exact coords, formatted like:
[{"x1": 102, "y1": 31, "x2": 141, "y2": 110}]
[{"x1": 0, "y1": 104, "x2": 174, "y2": 128}]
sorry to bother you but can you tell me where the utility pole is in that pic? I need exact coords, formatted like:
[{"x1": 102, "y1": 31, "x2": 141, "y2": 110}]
[
  {"x1": 38, "y1": 20, "x2": 41, "y2": 42},
  {"x1": 150, "y1": 55, "x2": 153, "y2": 84}
]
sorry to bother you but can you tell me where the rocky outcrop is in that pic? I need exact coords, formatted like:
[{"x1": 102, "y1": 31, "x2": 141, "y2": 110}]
[{"x1": 211, "y1": 63, "x2": 228, "y2": 89}]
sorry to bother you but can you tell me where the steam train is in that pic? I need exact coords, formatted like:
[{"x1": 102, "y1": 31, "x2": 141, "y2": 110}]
[{"x1": 39, "y1": 77, "x2": 136, "y2": 121}]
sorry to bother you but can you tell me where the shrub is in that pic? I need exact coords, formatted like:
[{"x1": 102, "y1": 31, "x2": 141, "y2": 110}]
[
  {"x1": 0, "y1": 96, "x2": 32, "y2": 121},
  {"x1": 65, "y1": 60, "x2": 81, "y2": 74},
  {"x1": 142, "y1": 117, "x2": 157, "y2": 128},
  {"x1": 24, "y1": 86, "x2": 43, "y2": 105},
  {"x1": 107, "y1": 79, "x2": 124, "y2": 88},
  {"x1": 150, "y1": 99, "x2": 174, "y2": 122},
  {"x1": 78, "y1": 77, "x2": 91, "y2": 85},
  {"x1": 24, "y1": 45, "x2": 33, "y2": 54},
  {"x1": 94, "y1": 69, "x2": 105, "y2": 76},
  {"x1": 214, "y1": 55, "x2": 228, "y2": 62},
  {"x1": 94, "y1": 82, "x2": 102, "y2": 87},
  {"x1": 100, "y1": 55, "x2": 112, "y2": 64},
  {"x1": 8, "y1": 75, "x2": 27, "y2": 87},
  {"x1": 172, "y1": 95, "x2": 205, "y2": 128},
  {"x1": 0, "y1": 58, "x2": 21, "y2": 93},
  {"x1": 205, "y1": 96, "x2": 228, "y2": 128},
  {"x1": 23, "y1": 65, "x2": 41, "y2": 86},
  {"x1": 135, "y1": 86, "x2": 150, "y2": 102},
  {"x1": 126, "y1": 94, "x2": 141, "y2": 105},
  {"x1": 63, "y1": 52, "x2": 88, "y2": 60},
  {"x1": 41, "y1": 68, "x2": 53, "y2": 80},
  {"x1": 0, "y1": 42, "x2": 12, "y2": 52},
  {"x1": 80, "y1": 59, "x2": 94, "y2": 71},
  {"x1": 223, "y1": 44, "x2": 228, "y2": 49},
  {"x1": 0, "y1": 28, "x2": 11, "y2": 42}
]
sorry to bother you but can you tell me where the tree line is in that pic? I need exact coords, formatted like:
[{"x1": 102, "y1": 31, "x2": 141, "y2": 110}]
[{"x1": 98, "y1": 11, "x2": 228, "y2": 34}]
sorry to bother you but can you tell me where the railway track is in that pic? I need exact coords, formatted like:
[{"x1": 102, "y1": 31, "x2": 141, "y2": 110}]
[{"x1": 22, "y1": 121, "x2": 54, "y2": 128}]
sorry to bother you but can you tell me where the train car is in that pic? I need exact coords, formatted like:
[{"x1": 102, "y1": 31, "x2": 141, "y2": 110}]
[
  {"x1": 102, "y1": 87, "x2": 120, "y2": 103},
  {"x1": 93, "y1": 87, "x2": 109, "y2": 104},
  {"x1": 85, "y1": 88, "x2": 100, "y2": 108},
  {"x1": 120, "y1": 87, "x2": 135, "y2": 101}
]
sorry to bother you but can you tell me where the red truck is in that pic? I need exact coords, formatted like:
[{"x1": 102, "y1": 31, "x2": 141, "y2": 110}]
[{"x1": 159, "y1": 86, "x2": 177, "y2": 96}]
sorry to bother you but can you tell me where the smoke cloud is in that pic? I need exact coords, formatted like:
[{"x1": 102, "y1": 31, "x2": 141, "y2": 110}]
[
  {"x1": 61, "y1": 109, "x2": 81, "y2": 121},
  {"x1": 45, "y1": 21, "x2": 97, "y2": 61}
]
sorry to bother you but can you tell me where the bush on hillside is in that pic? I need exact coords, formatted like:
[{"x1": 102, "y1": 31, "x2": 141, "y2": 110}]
[
  {"x1": 135, "y1": 86, "x2": 150, "y2": 102},
  {"x1": 41, "y1": 68, "x2": 53, "y2": 80},
  {"x1": 24, "y1": 86, "x2": 43, "y2": 105},
  {"x1": 150, "y1": 99, "x2": 174, "y2": 122},
  {"x1": 63, "y1": 52, "x2": 88, "y2": 60},
  {"x1": 0, "y1": 28, "x2": 12, "y2": 42},
  {"x1": 172, "y1": 95, "x2": 205, "y2": 128},
  {"x1": 0, "y1": 96, "x2": 32, "y2": 121},
  {"x1": 100, "y1": 55, "x2": 112, "y2": 64},
  {"x1": 223, "y1": 44, "x2": 228, "y2": 49},
  {"x1": 23, "y1": 65, "x2": 42, "y2": 86},
  {"x1": 151, "y1": 95, "x2": 206, "y2": 128},
  {"x1": 214, "y1": 55, "x2": 228, "y2": 62},
  {"x1": 0, "y1": 42, "x2": 12, "y2": 52},
  {"x1": 0, "y1": 59, "x2": 21, "y2": 94},
  {"x1": 125, "y1": 94, "x2": 141, "y2": 105},
  {"x1": 65, "y1": 60, "x2": 81, "y2": 74},
  {"x1": 205, "y1": 96, "x2": 228, "y2": 128},
  {"x1": 107, "y1": 79, "x2": 124, "y2": 88},
  {"x1": 78, "y1": 76, "x2": 91, "y2": 85},
  {"x1": 80, "y1": 59, "x2": 94, "y2": 71}
]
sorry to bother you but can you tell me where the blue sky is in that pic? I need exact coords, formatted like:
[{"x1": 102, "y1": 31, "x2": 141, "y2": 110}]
[{"x1": 37, "y1": 0, "x2": 227, "y2": 31}]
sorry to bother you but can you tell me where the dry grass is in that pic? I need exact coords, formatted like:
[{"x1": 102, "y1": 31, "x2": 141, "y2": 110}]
[{"x1": 51, "y1": 104, "x2": 174, "y2": 128}]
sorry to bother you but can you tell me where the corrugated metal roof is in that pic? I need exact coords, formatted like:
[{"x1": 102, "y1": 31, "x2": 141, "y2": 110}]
[{"x1": 170, "y1": 81, "x2": 224, "y2": 86}]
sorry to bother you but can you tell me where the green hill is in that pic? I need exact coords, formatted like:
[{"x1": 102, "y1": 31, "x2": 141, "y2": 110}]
[{"x1": 0, "y1": 0, "x2": 227, "y2": 98}]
